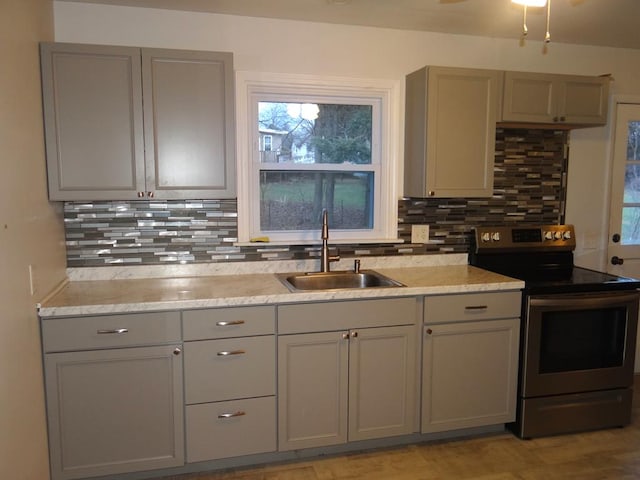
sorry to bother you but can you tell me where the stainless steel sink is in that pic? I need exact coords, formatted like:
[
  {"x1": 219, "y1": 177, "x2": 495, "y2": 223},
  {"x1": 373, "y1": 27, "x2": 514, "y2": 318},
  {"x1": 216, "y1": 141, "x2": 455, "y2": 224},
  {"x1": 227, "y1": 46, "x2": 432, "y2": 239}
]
[{"x1": 277, "y1": 270, "x2": 405, "y2": 292}]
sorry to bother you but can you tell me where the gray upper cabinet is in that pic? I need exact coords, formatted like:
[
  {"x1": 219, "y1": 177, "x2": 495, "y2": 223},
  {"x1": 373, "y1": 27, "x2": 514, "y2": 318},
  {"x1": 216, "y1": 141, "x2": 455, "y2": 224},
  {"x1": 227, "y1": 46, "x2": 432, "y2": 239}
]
[
  {"x1": 141, "y1": 49, "x2": 235, "y2": 199},
  {"x1": 404, "y1": 66, "x2": 499, "y2": 198},
  {"x1": 502, "y1": 71, "x2": 609, "y2": 126},
  {"x1": 40, "y1": 43, "x2": 235, "y2": 201}
]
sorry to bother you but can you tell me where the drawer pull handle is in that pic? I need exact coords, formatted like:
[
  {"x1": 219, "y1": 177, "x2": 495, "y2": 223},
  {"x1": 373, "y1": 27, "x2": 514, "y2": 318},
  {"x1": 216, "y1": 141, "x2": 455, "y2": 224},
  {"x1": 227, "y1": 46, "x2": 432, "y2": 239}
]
[
  {"x1": 464, "y1": 305, "x2": 488, "y2": 311},
  {"x1": 217, "y1": 350, "x2": 246, "y2": 356},
  {"x1": 218, "y1": 411, "x2": 246, "y2": 419},
  {"x1": 97, "y1": 328, "x2": 129, "y2": 335},
  {"x1": 216, "y1": 320, "x2": 245, "y2": 326}
]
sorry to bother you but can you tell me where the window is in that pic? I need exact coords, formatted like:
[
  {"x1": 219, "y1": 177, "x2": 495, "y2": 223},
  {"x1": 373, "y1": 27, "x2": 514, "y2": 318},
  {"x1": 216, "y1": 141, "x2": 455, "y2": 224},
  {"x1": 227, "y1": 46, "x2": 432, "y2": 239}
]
[
  {"x1": 262, "y1": 134, "x2": 272, "y2": 152},
  {"x1": 237, "y1": 72, "x2": 400, "y2": 243}
]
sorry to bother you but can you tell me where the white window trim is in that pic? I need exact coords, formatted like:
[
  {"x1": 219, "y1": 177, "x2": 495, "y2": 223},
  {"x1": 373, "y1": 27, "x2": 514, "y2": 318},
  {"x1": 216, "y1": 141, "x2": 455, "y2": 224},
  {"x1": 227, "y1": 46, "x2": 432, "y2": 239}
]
[{"x1": 235, "y1": 71, "x2": 401, "y2": 244}]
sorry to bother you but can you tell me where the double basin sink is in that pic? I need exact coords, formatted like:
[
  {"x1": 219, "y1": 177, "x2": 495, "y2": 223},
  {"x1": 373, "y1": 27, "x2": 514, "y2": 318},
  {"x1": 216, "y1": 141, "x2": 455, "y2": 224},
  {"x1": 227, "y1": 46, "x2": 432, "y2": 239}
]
[{"x1": 277, "y1": 270, "x2": 405, "y2": 292}]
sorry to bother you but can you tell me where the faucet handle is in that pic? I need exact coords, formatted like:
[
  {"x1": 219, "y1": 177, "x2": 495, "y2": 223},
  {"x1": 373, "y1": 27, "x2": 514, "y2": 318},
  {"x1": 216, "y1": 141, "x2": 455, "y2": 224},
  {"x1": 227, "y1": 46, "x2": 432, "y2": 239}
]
[{"x1": 354, "y1": 259, "x2": 361, "y2": 273}]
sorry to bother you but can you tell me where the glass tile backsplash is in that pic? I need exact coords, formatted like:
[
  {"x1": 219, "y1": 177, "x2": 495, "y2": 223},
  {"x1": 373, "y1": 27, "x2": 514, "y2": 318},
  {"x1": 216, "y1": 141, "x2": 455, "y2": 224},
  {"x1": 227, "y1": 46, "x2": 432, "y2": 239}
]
[{"x1": 64, "y1": 128, "x2": 568, "y2": 267}]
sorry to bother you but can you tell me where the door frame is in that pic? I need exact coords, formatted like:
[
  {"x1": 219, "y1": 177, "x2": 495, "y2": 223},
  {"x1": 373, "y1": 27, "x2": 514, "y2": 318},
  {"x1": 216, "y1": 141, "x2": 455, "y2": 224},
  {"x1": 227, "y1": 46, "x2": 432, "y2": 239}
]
[{"x1": 606, "y1": 95, "x2": 640, "y2": 274}]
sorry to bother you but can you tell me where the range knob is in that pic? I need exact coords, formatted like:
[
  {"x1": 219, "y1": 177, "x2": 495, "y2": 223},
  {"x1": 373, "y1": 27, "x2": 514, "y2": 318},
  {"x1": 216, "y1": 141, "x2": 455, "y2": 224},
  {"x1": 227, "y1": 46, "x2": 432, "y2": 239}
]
[
  {"x1": 491, "y1": 232, "x2": 501, "y2": 242},
  {"x1": 563, "y1": 230, "x2": 572, "y2": 240},
  {"x1": 554, "y1": 231, "x2": 563, "y2": 240},
  {"x1": 544, "y1": 231, "x2": 554, "y2": 241},
  {"x1": 481, "y1": 232, "x2": 491, "y2": 242}
]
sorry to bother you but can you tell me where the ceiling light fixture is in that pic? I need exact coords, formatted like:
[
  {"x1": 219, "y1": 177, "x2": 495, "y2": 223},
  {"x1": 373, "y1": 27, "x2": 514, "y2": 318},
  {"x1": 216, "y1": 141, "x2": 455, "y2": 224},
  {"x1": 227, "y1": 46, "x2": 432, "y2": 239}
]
[
  {"x1": 512, "y1": 0, "x2": 547, "y2": 6},
  {"x1": 512, "y1": 0, "x2": 552, "y2": 43}
]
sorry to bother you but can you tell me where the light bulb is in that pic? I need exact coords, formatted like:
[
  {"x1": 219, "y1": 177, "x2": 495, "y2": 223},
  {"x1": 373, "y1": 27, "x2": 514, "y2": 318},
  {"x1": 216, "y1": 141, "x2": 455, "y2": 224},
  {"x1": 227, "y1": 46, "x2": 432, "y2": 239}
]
[{"x1": 512, "y1": 0, "x2": 547, "y2": 6}]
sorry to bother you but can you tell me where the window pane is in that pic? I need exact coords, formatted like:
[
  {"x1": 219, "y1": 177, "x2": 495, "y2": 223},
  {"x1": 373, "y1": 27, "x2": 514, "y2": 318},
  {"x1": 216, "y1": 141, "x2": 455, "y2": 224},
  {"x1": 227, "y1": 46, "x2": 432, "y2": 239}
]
[
  {"x1": 258, "y1": 102, "x2": 372, "y2": 165},
  {"x1": 260, "y1": 171, "x2": 374, "y2": 231},
  {"x1": 627, "y1": 121, "x2": 640, "y2": 161},
  {"x1": 623, "y1": 164, "x2": 640, "y2": 203},
  {"x1": 621, "y1": 121, "x2": 640, "y2": 245},
  {"x1": 621, "y1": 207, "x2": 640, "y2": 244}
]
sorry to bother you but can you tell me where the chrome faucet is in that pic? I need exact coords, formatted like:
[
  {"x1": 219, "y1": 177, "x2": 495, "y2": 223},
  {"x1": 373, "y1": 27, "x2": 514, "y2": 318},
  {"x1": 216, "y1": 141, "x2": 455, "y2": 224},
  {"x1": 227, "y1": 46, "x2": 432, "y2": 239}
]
[{"x1": 320, "y1": 209, "x2": 340, "y2": 273}]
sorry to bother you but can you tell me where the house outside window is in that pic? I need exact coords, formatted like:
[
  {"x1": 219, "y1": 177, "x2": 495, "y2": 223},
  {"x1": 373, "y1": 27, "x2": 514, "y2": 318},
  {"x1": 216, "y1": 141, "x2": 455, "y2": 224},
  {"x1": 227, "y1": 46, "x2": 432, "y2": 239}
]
[{"x1": 236, "y1": 72, "x2": 400, "y2": 243}]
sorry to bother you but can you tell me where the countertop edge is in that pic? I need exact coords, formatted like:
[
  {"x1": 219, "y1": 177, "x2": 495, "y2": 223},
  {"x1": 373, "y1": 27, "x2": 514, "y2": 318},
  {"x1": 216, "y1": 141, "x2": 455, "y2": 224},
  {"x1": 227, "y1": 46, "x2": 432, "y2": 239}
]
[{"x1": 38, "y1": 279, "x2": 524, "y2": 318}]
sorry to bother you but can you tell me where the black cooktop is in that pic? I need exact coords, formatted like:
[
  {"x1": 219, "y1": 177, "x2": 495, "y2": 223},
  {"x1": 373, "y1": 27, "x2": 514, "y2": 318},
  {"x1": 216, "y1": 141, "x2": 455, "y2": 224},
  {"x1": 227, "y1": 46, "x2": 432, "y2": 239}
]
[{"x1": 516, "y1": 266, "x2": 640, "y2": 295}]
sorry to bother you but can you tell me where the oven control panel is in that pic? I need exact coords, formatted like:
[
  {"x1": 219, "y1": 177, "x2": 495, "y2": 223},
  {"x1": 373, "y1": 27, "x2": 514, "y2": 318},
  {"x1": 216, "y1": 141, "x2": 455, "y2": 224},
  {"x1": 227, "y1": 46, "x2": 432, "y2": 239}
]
[{"x1": 473, "y1": 225, "x2": 576, "y2": 252}]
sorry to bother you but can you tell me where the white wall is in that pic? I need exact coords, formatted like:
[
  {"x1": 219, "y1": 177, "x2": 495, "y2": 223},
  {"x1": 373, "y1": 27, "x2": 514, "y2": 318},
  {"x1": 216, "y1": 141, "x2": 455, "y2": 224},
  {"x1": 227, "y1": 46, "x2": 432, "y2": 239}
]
[
  {"x1": 1, "y1": 1, "x2": 67, "y2": 479},
  {"x1": 54, "y1": 1, "x2": 640, "y2": 270}
]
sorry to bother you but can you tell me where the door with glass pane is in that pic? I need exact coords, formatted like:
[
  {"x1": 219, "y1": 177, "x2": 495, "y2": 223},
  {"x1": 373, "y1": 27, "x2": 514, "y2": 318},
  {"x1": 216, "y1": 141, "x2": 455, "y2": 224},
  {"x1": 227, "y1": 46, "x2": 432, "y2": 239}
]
[
  {"x1": 609, "y1": 103, "x2": 640, "y2": 273},
  {"x1": 607, "y1": 102, "x2": 640, "y2": 371}
]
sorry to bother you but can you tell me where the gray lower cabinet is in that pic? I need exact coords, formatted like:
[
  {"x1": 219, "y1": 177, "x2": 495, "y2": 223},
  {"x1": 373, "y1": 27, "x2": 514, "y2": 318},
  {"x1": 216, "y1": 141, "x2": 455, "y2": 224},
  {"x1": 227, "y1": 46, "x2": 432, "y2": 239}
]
[
  {"x1": 41, "y1": 312, "x2": 184, "y2": 480},
  {"x1": 421, "y1": 292, "x2": 521, "y2": 434},
  {"x1": 40, "y1": 42, "x2": 235, "y2": 201},
  {"x1": 277, "y1": 298, "x2": 418, "y2": 451},
  {"x1": 183, "y1": 306, "x2": 277, "y2": 462}
]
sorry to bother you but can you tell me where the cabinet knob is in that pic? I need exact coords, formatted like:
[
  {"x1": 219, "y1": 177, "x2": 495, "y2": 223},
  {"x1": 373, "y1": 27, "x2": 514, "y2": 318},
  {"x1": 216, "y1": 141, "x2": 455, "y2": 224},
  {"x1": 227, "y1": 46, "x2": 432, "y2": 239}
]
[
  {"x1": 147, "y1": 191, "x2": 154, "y2": 198},
  {"x1": 342, "y1": 332, "x2": 350, "y2": 340},
  {"x1": 426, "y1": 328, "x2": 433, "y2": 335},
  {"x1": 351, "y1": 331, "x2": 358, "y2": 338},
  {"x1": 428, "y1": 191, "x2": 435, "y2": 197},
  {"x1": 137, "y1": 191, "x2": 145, "y2": 198},
  {"x1": 173, "y1": 347, "x2": 182, "y2": 355}
]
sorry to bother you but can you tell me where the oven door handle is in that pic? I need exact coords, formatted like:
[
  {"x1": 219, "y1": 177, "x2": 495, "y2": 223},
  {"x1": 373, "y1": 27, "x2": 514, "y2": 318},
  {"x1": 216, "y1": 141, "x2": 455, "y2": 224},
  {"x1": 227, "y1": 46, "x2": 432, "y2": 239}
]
[{"x1": 529, "y1": 291, "x2": 640, "y2": 309}]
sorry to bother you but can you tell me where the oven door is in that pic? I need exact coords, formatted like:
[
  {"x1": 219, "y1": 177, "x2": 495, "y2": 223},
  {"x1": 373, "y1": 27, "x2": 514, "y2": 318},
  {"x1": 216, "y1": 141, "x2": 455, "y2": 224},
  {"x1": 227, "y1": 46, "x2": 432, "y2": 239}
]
[{"x1": 521, "y1": 290, "x2": 639, "y2": 398}]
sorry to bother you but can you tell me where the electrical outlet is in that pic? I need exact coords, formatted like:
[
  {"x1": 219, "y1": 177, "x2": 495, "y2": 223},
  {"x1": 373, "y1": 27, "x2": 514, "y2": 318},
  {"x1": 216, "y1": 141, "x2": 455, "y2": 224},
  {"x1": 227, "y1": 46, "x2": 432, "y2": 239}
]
[{"x1": 411, "y1": 224, "x2": 430, "y2": 244}]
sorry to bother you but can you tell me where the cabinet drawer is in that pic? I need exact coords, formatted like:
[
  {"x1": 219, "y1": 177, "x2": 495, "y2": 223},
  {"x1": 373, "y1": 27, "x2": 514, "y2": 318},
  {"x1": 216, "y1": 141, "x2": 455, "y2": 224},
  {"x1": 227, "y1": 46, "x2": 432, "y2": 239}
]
[
  {"x1": 41, "y1": 312, "x2": 181, "y2": 352},
  {"x1": 183, "y1": 306, "x2": 275, "y2": 340},
  {"x1": 424, "y1": 291, "x2": 521, "y2": 324},
  {"x1": 186, "y1": 396, "x2": 276, "y2": 462},
  {"x1": 278, "y1": 297, "x2": 417, "y2": 334},
  {"x1": 184, "y1": 336, "x2": 275, "y2": 404}
]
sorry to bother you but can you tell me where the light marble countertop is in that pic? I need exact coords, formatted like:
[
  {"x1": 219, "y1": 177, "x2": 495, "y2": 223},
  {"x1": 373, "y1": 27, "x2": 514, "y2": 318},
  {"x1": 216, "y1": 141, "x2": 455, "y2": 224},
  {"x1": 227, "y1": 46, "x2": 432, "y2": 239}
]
[{"x1": 38, "y1": 255, "x2": 523, "y2": 317}]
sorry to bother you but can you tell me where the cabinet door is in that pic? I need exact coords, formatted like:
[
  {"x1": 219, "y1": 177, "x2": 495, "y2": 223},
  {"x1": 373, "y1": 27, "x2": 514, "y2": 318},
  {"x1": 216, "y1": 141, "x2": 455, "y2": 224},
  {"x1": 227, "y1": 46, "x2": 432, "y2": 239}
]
[
  {"x1": 422, "y1": 318, "x2": 519, "y2": 434},
  {"x1": 45, "y1": 345, "x2": 184, "y2": 480},
  {"x1": 502, "y1": 71, "x2": 556, "y2": 123},
  {"x1": 404, "y1": 67, "x2": 498, "y2": 198},
  {"x1": 278, "y1": 332, "x2": 348, "y2": 451},
  {"x1": 558, "y1": 75, "x2": 609, "y2": 125},
  {"x1": 502, "y1": 71, "x2": 609, "y2": 126},
  {"x1": 142, "y1": 49, "x2": 235, "y2": 199},
  {"x1": 40, "y1": 43, "x2": 145, "y2": 200},
  {"x1": 348, "y1": 325, "x2": 417, "y2": 441}
]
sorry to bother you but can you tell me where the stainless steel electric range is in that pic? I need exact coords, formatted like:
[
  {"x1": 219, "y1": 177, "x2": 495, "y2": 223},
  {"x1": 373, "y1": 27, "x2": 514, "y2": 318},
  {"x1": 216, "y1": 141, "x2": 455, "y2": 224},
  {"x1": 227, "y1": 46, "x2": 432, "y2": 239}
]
[{"x1": 469, "y1": 225, "x2": 640, "y2": 439}]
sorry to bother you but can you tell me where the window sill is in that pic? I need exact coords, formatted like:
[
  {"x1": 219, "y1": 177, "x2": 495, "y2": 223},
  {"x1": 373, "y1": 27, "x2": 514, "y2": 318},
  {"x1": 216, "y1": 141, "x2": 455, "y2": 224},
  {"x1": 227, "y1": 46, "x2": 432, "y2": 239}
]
[{"x1": 235, "y1": 238, "x2": 405, "y2": 247}]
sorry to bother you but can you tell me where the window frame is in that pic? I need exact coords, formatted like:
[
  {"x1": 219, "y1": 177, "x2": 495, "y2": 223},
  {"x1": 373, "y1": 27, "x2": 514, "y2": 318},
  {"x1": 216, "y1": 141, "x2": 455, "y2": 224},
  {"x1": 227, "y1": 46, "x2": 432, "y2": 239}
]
[{"x1": 236, "y1": 71, "x2": 401, "y2": 244}]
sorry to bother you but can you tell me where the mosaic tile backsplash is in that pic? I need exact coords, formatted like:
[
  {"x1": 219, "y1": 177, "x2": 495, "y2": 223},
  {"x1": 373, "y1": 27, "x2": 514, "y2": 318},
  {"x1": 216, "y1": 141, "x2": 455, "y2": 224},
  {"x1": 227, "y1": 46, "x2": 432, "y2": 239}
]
[{"x1": 65, "y1": 128, "x2": 568, "y2": 267}]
